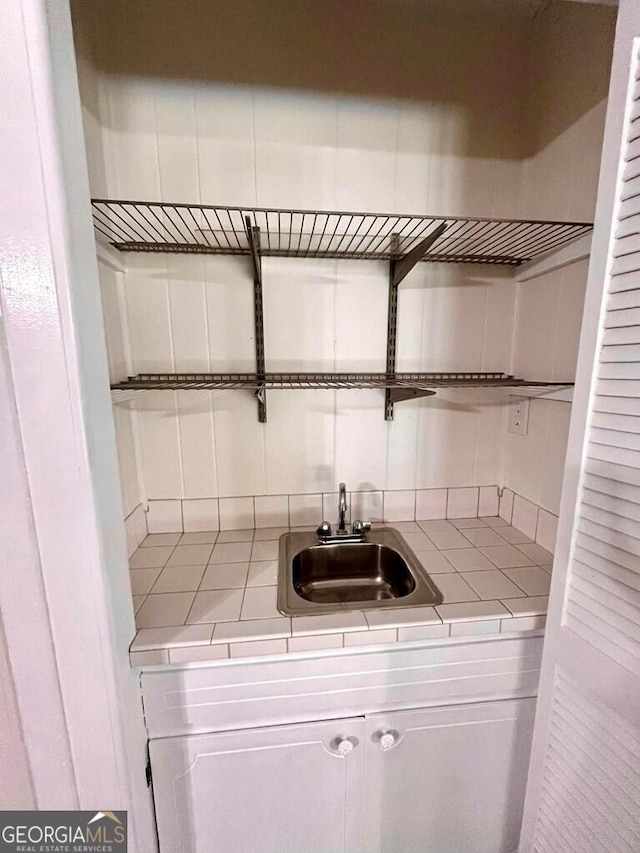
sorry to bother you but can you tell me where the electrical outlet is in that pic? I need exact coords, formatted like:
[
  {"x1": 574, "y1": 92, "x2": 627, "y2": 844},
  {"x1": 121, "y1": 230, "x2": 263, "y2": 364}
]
[{"x1": 508, "y1": 397, "x2": 529, "y2": 436}]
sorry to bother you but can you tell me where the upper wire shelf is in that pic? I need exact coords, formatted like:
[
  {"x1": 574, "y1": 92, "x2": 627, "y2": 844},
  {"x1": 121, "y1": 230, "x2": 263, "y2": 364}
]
[
  {"x1": 91, "y1": 199, "x2": 592, "y2": 267},
  {"x1": 111, "y1": 372, "x2": 571, "y2": 392}
]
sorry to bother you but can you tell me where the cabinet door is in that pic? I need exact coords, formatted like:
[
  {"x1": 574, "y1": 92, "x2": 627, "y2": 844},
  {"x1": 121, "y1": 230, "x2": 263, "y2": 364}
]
[
  {"x1": 364, "y1": 698, "x2": 536, "y2": 853},
  {"x1": 149, "y1": 717, "x2": 365, "y2": 853}
]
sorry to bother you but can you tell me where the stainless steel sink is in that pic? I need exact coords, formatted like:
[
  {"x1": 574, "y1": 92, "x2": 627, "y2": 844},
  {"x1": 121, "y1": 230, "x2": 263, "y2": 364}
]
[{"x1": 278, "y1": 528, "x2": 443, "y2": 616}]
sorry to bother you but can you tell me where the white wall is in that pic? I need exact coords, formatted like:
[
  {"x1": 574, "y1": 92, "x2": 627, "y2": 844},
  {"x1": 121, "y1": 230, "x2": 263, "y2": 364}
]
[
  {"x1": 504, "y1": 0, "x2": 616, "y2": 515},
  {"x1": 71, "y1": 0, "x2": 615, "y2": 511},
  {"x1": 99, "y1": 259, "x2": 143, "y2": 515}
]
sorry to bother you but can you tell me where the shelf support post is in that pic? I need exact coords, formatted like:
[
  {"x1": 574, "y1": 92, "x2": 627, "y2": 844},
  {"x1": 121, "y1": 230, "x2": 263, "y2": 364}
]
[
  {"x1": 246, "y1": 216, "x2": 267, "y2": 422},
  {"x1": 385, "y1": 222, "x2": 448, "y2": 420}
]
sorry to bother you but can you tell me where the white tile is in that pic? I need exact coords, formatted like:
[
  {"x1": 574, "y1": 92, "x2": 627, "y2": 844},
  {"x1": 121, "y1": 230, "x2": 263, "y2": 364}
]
[
  {"x1": 254, "y1": 527, "x2": 288, "y2": 541},
  {"x1": 426, "y1": 529, "x2": 474, "y2": 550},
  {"x1": 132, "y1": 595, "x2": 146, "y2": 614},
  {"x1": 182, "y1": 499, "x2": 219, "y2": 533},
  {"x1": 141, "y1": 533, "x2": 180, "y2": 547},
  {"x1": 219, "y1": 497, "x2": 255, "y2": 530},
  {"x1": 432, "y1": 574, "x2": 479, "y2": 603},
  {"x1": 136, "y1": 592, "x2": 196, "y2": 628},
  {"x1": 241, "y1": 586, "x2": 280, "y2": 620},
  {"x1": 502, "y1": 595, "x2": 549, "y2": 617},
  {"x1": 169, "y1": 644, "x2": 230, "y2": 663},
  {"x1": 230, "y1": 639, "x2": 288, "y2": 658},
  {"x1": 186, "y1": 589, "x2": 244, "y2": 624},
  {"x1": 151, "y1": 565, "x2": 206, "y2": 593},
  {"x1": 130, "y1": 568, "x2": 161, "y2": 596},
  {"x1": 498, "y1": 489, "x2": 514, "y2": 523},
  {"x1": 131, "y1": 624, "x2": 213, "y2": 651},
  {"x1": 446, "y1": 488, "x2": 479, "y2": 519},
  {"x1": 135, "y1": 506, "x2": 148, "y2": 547},
  {"x1": 479, "y1": 516, "x2": 508, "y2": 527},
  {"x1": 399, "y1": 531, "x2": 435, "y2": 551},
  {"x1": 291, "y1": 612, "x2": 368, "y2": 636},
  {"x1": 350, "y1": 491, "x2": 383, "y2": 523},
  {"x1": 130, "y1": 649, "x2": 169, "y2": 666},
  {"x1": 441, "y1": 549, "x2": 495, "y2": 572},
  {"x1": 460, "y1": 527, "x2": 506, "y2": 548},
  {"x1": 254, "y1": 495, "x2": 289, "y2": 528},
  {"x1": 179, "y1": 531, "x2": 219, "y2": 545},
  {"x1": 500, "y1": 615, "x2": 546, "y2": 632},
  {"x1": 288, "y1": 634, "x2": 344, "y2": 653},
  {"x1": 450, "y1": 518, "x2": 486, "y2": 529},
  {"x1": 383, "y1": 490, "x2": 416, "y2": 522},
  {"x1": 417, "y1": 519, "x2": 454, "y2": 532},
  {"x1": 516, "y1": 543, "x2": 554, "y2": 566},
  {"x1": 497, "y1": 526, "x2": 534, "y2": 545},
  {"x1": 414, "y1": 551, "x2": 458, "y2": 574},
  {"x1": 167, "y1": 544, "x2": 214, "y2": 566},
  {"x1": 216, "y1": 529, "x2": 254, "y2": 543},
  {"x1": 536, "y1": 510, "x2": 558, "y2": 553},
  {"x1": 200, "y1": 562, "x2": 249, "y2": 590},
  {"x1": 436, "y1": 600, "x2": 511, "y2": 622},
  {"x1": 512, "y1": 495, "x2": 539, "y2": 539},
  {"x1": 503, "y1": 566, "x2": 551, "y2": 596},
  {"x1": 461, "y1": 570, "x2": 526, "y2": 600},
  {"x1": 416, "y1": 489, "x2": 447, "y2": 520},
  {"x1": 251, "y1": 539, "x2": 280, "y2": 562},
  {"x1": 289, "y1": 494, "x2": 323, "y2": 526},
  {"x1": 130, "y1": 546, "x2": 173, "y2": 569},
  {"x1": 247, "y1": 560, "x2": 279, "y2": 586},
  {"x1": 390, "y1": 522, "x2": 421, "y2": 533},
  {"x1": 450, "y1": 620, "x2": 501, "y2": 637},
  {"x1": 365, "y1": 607, "x2": 441, "y2": 629},
  {"x1": 344, "y1": 628, "x2": 397, "y2": 647},
  {"x1": 478, "y1": 487, "x2": 499, "y2": 517},
  {"x1": 210, "y1": 542, "x2": 253, "y2": 563},
  {"x1": 125, "y1": 517, "x2": 138, "y2": 559},
  {"x1": 213, "y1": 617, "x2": 291, "y2": 643},
  {"x1": 147, "y1": 500, "x2": 183, "y2": 533},
  {"x1": 398, "y1": 624, "x2": 450, "y2": 642},
  {"x1": 480, "y1": 545, "x2": 536, "y2": 569}
]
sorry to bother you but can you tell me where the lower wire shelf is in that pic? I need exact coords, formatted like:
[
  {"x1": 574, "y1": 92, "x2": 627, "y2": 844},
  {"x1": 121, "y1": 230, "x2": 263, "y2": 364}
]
[{"x1": 110, "y1": 372, "x2": 573, "y2": 416}]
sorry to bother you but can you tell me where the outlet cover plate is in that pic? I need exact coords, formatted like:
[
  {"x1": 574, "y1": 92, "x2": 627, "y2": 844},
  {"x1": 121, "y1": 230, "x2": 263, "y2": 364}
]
[{"x1": 509, "y1": 396, "x2": 530, "y2": 436}]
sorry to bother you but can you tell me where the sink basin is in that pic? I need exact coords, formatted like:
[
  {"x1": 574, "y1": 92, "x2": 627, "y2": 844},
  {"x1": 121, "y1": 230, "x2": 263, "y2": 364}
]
[{"x1": 278, "y1": 528, "x2": 443, "y2": 616}]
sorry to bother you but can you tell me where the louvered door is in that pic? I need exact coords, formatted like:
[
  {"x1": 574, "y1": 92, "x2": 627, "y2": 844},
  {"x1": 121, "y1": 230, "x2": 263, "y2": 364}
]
[{"x1": 520, "y1": 10, "x2": 640, "y2": 853}]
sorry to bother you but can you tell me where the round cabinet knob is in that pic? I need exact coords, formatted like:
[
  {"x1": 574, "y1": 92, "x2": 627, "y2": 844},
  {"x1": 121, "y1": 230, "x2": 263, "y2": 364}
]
[
  {"x1": 379, "y1": 732, "x2": 398, "y2": 751},
  {"x1": 336, "y1": 738, "x2": 355, "y2": 756}
]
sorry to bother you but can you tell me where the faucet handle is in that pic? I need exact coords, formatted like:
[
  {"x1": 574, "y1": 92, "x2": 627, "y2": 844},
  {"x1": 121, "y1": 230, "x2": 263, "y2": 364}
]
[
  {"x1": 316, "y1": 521, "x2": 332, "y2": 538},
  {"x1": 352, "y1": 520, "x2": 371, "y2": 535}
]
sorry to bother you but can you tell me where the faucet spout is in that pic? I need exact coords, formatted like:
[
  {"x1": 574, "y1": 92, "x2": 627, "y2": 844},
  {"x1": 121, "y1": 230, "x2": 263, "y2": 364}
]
[{"x1": 338, "y1": 482, "x2": 347, "y2": 532}]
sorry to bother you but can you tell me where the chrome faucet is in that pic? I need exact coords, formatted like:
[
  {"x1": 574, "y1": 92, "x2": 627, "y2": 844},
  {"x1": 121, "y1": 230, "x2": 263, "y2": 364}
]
[
  {"x1": 338, "y1": 482, "x2": 348, "y2": 532},
  {"x1": 316, "y1": 482, "x2": 371, "y2": 543}
]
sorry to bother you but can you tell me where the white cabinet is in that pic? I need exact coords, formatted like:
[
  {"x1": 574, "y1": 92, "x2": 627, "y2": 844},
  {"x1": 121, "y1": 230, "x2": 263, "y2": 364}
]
[
  {"x1": 363, "y1": 699, "x2": 536, "y2": 853},
  {"x1": 149, "y1": 717, "x2": 365, "y2": 853},
  {"x1": 150, "y1": 698, "x2": 535, "y2": 853}
]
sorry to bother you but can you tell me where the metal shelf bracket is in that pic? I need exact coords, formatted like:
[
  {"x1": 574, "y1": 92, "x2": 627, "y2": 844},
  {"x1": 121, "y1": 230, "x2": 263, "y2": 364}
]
[
  {"x1": 246, "y1": 217, "x2": 266, "y2": 422},
  {"x1": 385, "y1": 222, "x2": 448, "y2": 420}
]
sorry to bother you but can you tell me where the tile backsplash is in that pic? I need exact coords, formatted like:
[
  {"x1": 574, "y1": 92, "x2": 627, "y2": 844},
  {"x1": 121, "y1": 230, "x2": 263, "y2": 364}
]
[{"x1": 143, "y1": 485, "x2": 558, "y2": 555}]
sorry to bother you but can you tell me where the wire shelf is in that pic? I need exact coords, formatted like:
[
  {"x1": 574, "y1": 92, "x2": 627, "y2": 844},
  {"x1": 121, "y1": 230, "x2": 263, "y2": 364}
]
[
  {"x1": 110, "y1": 372, "x2": 571, "y2": 392},
  {"x1": 92, "y1": 200, "x2": 592, "y2": 267}
]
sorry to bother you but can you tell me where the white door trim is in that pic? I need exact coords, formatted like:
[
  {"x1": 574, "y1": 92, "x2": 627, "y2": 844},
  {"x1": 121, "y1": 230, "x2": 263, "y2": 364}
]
[{"x1": 0, "y1": 0, "x2": 155, "y2": 847}]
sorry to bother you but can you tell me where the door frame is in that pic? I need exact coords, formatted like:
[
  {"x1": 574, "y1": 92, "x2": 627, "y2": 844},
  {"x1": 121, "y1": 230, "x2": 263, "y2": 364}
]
[{"x1": 0, "y1": 0, "x2": 156, "y2": 847}]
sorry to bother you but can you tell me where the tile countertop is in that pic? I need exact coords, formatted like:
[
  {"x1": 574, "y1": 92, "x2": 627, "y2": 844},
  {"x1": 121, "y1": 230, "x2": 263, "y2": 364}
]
[{"x1": 128, "y1": 518, "x2": 553, "y2": 666}]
